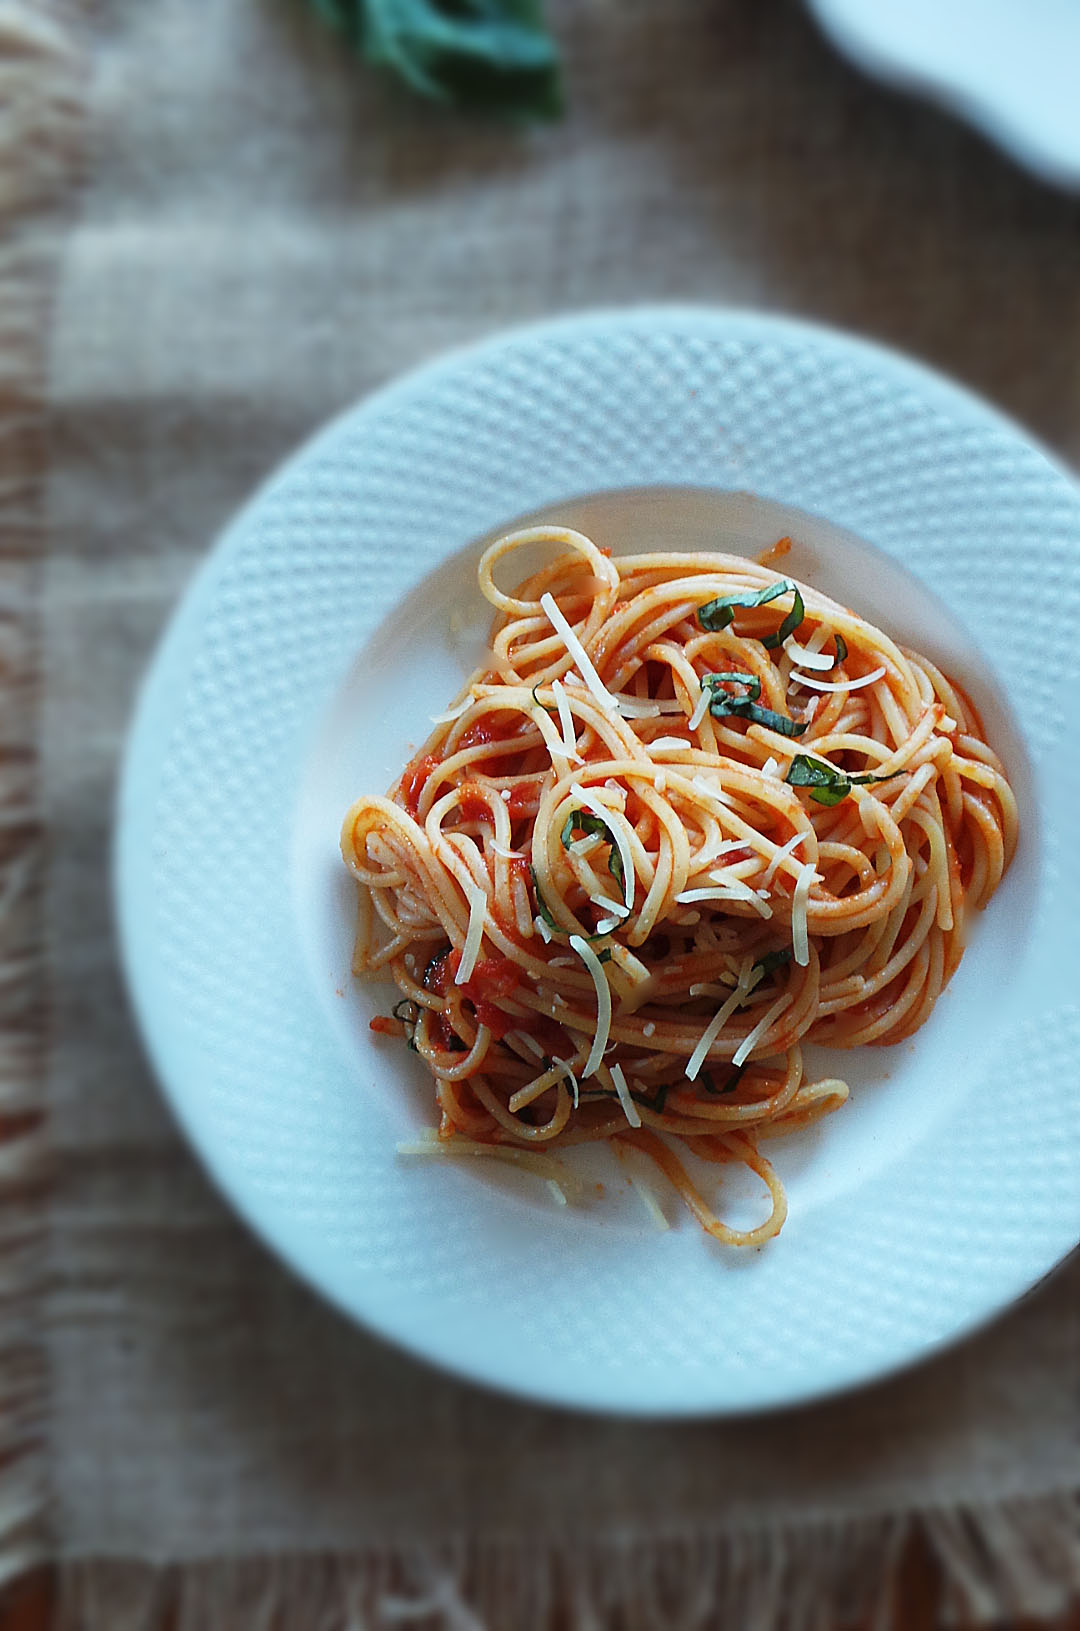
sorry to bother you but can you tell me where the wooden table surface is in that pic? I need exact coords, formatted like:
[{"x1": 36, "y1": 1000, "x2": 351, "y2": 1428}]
[{"x1": 1, "y1": 1538, "x2": 1075, "y2": 1630}]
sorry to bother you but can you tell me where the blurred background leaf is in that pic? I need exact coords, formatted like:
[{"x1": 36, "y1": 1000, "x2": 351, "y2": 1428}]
[{"x1": 309, "y1": 0, "x2": 563, "y2": 119}]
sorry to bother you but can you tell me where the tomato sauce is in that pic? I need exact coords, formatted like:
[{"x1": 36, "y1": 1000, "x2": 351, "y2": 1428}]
[{"x1": 399, "y1": 754, "x2": 439, "y2": 818}]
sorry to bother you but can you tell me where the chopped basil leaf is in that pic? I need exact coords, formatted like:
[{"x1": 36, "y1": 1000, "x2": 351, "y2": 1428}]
[
  {"x1": 786, "y1": 753, "x2": 902, "y2": 806},
  {"x1": 708, "y1": 691, "x2": 808, "y2": 738},
  {"x1": 833, "y1": 633, "x2": 848, "y2": 666},
  {"x1": 528, "y1": 864, "x2": 562, "y2": 931},
  {"x1": 392, "y1": 999, "x2": 420, "y2": 1024},
  {"x1": 753, "y1": 948, "x2": 792, "y2": 977},
  {"x1": 701, "y1": 1064, "x2": 746, "y2": 1096},
  {"x1": 761, "y1": 584, "x2": 805, "y2": 650},
  {"x1": 531, "y1": 684, "x2": 555, "y2": 714},
  {"x1": 312, "y1": 0, "x2": 564, "y2": 123},
  {"x1": 560, "y1": 809, "x2": 625, "y2": 889},
  {"x1": 597, "y1": 948, "x2": 613, "y2": 964},
  {"x1": 704, "y1": 671, "x2": 762, "y2": 701},
  {"x1": 698, "y1": 579, "x2": 795, "y2": 634}
]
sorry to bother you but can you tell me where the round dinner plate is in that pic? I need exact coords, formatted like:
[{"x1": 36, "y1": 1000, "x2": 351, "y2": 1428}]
[{"x1": 116, "y1": 308, "x2": 1080, "y2": 1417}]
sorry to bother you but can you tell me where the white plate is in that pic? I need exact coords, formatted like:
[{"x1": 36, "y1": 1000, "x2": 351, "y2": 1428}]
[
  {"x1": 806, "y1": 0, "x2": 1080, "y2": 189},
  {"x1": 116, "y1": 308, "x2": 1080, "y2": 1417}
]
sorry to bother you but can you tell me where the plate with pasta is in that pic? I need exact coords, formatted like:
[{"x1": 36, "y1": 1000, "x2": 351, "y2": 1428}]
[{"x1": 117, "y1": 309, "x2": 1080, "y2": 1415}]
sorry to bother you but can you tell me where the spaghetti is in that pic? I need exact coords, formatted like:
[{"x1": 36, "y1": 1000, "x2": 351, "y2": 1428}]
[{"x1": 341, "y1": 526, "x2": 1017, "y2": 1243}]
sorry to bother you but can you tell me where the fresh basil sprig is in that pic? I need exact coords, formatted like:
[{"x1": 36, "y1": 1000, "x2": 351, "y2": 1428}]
[
  {"x1": 698, "y1": 579, "x2": 805, "y2": 649},
  {"x1": 786, "y1": 753, "x2": 901, "y2": 807},
  {"x1": 310, "y1": 0, "x2": 563, "y2": 121},
  {"x1": 561, "y1": 809, "x2": 625, "y2": 889},
  {"x1": 753, "y1": 947, "x2": 793, "y2": 977}
]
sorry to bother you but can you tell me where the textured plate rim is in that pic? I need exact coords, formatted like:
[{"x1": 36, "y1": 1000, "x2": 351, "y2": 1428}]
[{"x1": 115, "y1": 305, "x2": 1080, "y2": 1418}]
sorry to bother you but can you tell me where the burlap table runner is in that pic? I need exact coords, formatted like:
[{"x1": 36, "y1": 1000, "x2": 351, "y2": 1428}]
[{"x1": 3, "y1": 0, "x2": 1078, "y2": 1624}]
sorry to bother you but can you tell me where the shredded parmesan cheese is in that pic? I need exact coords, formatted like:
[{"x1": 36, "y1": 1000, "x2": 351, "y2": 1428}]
[
  {"x1": 648, "y1": 735, "x2": 691, "y2": 753},
  {"x1": 610, "y1": 695, "x2": 661, "y2": 719},
  {"x1": 783, "y1": 636, "x2": 833, "y2": 671},
  {"x1": 575, "y1": 786, "x2": 635, "y2": 912},
  {"x1": 732, "y1": 991, "x2": 794, "y2": 1067},
  {"x1": 588, "y1": 893, "x2": 629, "y2": 918},
  {"x1": 430, "y1": 695, "x2": 474, "y2": 724},
  {"x1": 551, "y1": 678, "x2": 583, "y2": 763},
  {"x1": 554, "y1": 1056, "x2": 580, "y2": 1109},
  {"x1": 792, "y1": 860, "x2": 817, "y2": 967},
  {"x1": 762, "y1": 756, "x2": 780, "y2": 777},
  {"x1": 791, "y1": 665, "x2": 886, "y2": 693},
  {"x1": 691, "y1": 775, "x2": 733, "y2": 807},
  {"x1": 541, "y1": 593, "x2": 621, "y2": 714},
  {"x1": 688, "y1": 687, "x2": 711, "y2": 730},
  {"x1": 569, "y1": 934, "x2": 612, "y2": 1078},
  {"x1": 761, "y1": 830, "x2": 806, "y2": 886},
  {"x1": 610, "y1": 1063, "x2": 642, "y2": 1128},
  {"x1": 619, "y1": 1152, "x2": 669, "y2": 1230},
  {"x1": 686, "y1": 961, "x2": 763, "y2": 1080},
  {"x1": 455, "y1": 881, "x2": 488, "y2": 984}
]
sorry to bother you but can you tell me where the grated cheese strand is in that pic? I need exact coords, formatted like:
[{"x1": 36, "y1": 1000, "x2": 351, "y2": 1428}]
[
  {"x1": 688, "y1": 686, "x2": 711, "y2": 730},
  {"x1": 541, "y1": 593, "x2": 622, "y2": 713},
  {"x1": 792, "y1": 860, "x2": 817, "y2": 967},
  {"x1": 686, "y1": 960, "x2": 763, "y2": 1080},
  {"x1": 551, "y1": 678, "x2": 583, "y2": 764},
  {"x1": 610, "y1": 1063, "x2": 642, "y2": 1129},
  {"x1": 762, "y1": 830, "x2": 807, "y2": 887},
  {"x1": 455, "y1": 881, "x2": 488, "y2": 985},
  {"x1": 791, "y1": 665, "x2": 886, "y2": 694},
  {"x1": 569, "y1": 934, "x2": 613, "y2": 1079},
  {"x1": 732, "y1": 991, "x2": 794, "y2": 1067},
  {"x1": 783, "y1": 635, "x2": 833, "y2": 671}
]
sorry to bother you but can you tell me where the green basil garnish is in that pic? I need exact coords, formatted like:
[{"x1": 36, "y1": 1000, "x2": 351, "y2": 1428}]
[
  {"x1": 560, "y1": 809, "x2": 625, "y2": 889},
  {"x1": 528, "y1": 864, "x2": 562, "y2": 931},
  {"x1": 753, "y1": 948, "x2": 793, "y2": 977},
  {"x1": 701, "y1": 1064, "x2": 746, "y2": 1096},
  {"x1": 708, "y1": 690, "x2": 808, "y2": 738},
  {"x1": 704, "y1": 671, "x2": 762, "y2": 702},
  {"x1": 762, "y1": 584, "x2": 805, "y2": 650},
  {"x1": 786, "y1": 753, "x2": 902, "y2": 807},
  {"x1": 698, "y1": 579, "x2": 804, "y2": 650},
  {"x1": 833, "y1": 633, "x2": 848, "y2": 666}
]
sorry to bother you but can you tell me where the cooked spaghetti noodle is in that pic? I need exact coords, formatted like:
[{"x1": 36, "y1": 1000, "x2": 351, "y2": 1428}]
[{"x1": 341, "y1": 527, "x2": 1017, "y2": 1243}]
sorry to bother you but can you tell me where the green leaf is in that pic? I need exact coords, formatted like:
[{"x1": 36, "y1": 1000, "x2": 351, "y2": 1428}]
[
  {"x1": 528, "y1": 864, "x2": 562, "y2": 931},
  {"x1": 753, "y1": 948, "x2": 792, "y2": 977},
  {"x1": 698, "y1": 579, "x2": 803, "y2": 646},
  {"x1": 786, "y1": 753, "x2": 901, "y2": 807},
  {"x1": 761, "y1": 584, "x2": 804, "y2": 650},
  {"x1": 703, "y1": 671, "x2": 762, "y2": 702},
  {"x1": 320, "y1": 0, "x2": 563, "y2": 120},
  {"x1": 701, "y1": 1064, "x2": 746, "y2": 1096},
  {"x1": 708, "y1": 690, "x2": 808, "y2": 739},
  {"x1": 833, "y1": 633, "x2": 848, "y2": 666},
  {"x1": 561, "y1": 809, "x2": 625, "y2": 889}
]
